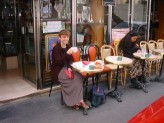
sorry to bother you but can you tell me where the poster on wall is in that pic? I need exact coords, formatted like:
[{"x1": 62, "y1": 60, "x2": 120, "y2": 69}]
[
  {"x1": 42, "y1": 21, "x2": 65, "y2": 33},
  {"x1": 111, "y1": 28, "x2": 129, "y2": 44},
  {"x1": 45, "y1": 34, "x2": 59, "y2": 71}
]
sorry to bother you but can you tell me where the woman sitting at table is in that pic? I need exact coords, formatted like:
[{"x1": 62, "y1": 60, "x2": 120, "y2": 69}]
[
  {"x1": 51, "y1": 29, "x2": 89, "y2": 115},
  {"x1": 118, "y1": 30, "x2": 149, "y2": 88}
]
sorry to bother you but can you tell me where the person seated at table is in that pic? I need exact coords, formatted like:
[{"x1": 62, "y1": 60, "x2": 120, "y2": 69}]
[
  {"x1": 51, "y1": 29, "x2": 89, "y2": 115},
  {"x1": 118, "y1": 30, "x2": 149, "y2": 89}
]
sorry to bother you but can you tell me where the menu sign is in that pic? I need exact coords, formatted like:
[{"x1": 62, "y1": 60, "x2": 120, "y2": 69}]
[
  {"x1": 43, "y1": 21, "x2": 65, "y2": 33},
  {"x1": 111, "y1": 28, "x2": 129, "y2": 44}
]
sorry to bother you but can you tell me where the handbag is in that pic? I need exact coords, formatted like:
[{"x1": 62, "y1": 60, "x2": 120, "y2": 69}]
[
  {"x1": 64, "y1": 70, "x2": 74, "y2": 79},
  {"x1": 82, "y1": 61, "x2": 91, "y2": 65}
]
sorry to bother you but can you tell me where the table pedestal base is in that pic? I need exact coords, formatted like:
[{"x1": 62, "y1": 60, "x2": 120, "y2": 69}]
[{"x1": 107, "y1": 90, "x2": 123, "y2": 102}]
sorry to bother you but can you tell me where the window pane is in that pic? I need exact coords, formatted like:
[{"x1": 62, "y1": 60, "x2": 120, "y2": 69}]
[{"x1": 133, "y1": 0, "x2": 148, "y2": 40}]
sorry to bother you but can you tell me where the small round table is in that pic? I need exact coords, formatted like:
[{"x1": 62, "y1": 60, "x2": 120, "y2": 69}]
[
  {"x1": 133, "y1": 52, "x2": 157, "y2": 93},
  {"x1": 105, "y1": 56, "x2": 133, "y2": 102},
  {"x1": 72, "y1": 61, "x2": 107, "y2": 101}
]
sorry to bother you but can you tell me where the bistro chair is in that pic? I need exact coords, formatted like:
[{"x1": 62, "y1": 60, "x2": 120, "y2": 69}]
[
  {"x1": 101, "y1": 45, "x2": 124, "y2": 89},
  {"x1": 139, "y1": 41, "x2": 153, "y2": 76},
  {"x1": 147, "y1": 40, "x2": 162, "y2": 76},
  {"x1": 148, "y1": 40, "x2": 158, "y2": 51},
  {"x1": 48, "y1": 49, "x2": 64, "y2": 105},
  {"x1": 157, "y1": 39, "x2": 164, "y2": 49},
  {"x1": 71, "y1": 47, "x2": 81, "y2": 62},
  {"x1": 148, "y1": 40, "x2": 162, "y2": 76},
  {"x1": 113, "y1": 39, "x2": 122, "y2": 56},
  {"x1": 85, "y1": 44, "x2": 110, "y2": 89},
  {"x1": 72, "y1": 46, "x2": 96, "y2": 85},
  {"x1": 140, "y1": 41, "x2": 149, "y2": 51},
  {"x1": 85, "y1": 44, "x2": 100, "y2": 61},
  {"x1": 71, "y1": 47, "x2": 97, "y2": 100}
]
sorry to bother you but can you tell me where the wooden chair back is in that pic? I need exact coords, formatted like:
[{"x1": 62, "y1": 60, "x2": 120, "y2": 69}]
[
  {"x1": 140, "y1": 41, "x2": 148, "y2": 50},
  {"x1": 86, "y1": 45, "x2": 100, "y2": 61},
  {"x1": 101, "y1": 45, "x2": 115, "y2": 61},
  {"x1": 113, "y1": 39, "x2": 121, "y2": 56},
  {"x1": 72, "y1": 48, "x2": 81, "y2": 62},
  {"x1": 148, "y1": 40, "x2": 157, "y2": 51},
  {"x1": 157, "y1": 39, "x2": 164, "y2": 49}
]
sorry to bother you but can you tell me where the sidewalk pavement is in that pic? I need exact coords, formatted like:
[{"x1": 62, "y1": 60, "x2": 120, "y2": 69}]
[
  {"x1": 0, "y1": 78, "x2": 164, "y2": 123},
  {"x1": 0, "y1": 83, "x2": 60, "y2": 104}
]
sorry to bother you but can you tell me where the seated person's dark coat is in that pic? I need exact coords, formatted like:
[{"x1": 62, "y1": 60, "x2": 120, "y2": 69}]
[
  {"x1": 122, "y1": 42, "x2": 140, "y2": 58},
  {"x1": 51, "y1": 43, "x2": 72, "y2": 82}
]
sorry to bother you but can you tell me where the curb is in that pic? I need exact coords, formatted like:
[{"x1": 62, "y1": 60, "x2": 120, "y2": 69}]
[{"x1": 0, "y1": 85, "x2": 61, "y2": 104}]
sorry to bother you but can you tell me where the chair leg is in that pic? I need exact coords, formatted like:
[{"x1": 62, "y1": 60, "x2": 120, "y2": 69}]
[
  {"x1": 49, "y1": 81, "x2": 53, "y2": 97},
  {"x1": 61, "y1": 91, "x2": 64, "y2": 105},
  {"x1": 106, "y1": 72, "x2": 109, "y2": 90},
  {"x1": 123, "y1": 68, "x2": 127, "y2": 85},
  {"x1": 120, "y1": 69, "x2": 123, "y2": 86},
  {"x1": 92, "y1": 76, "x2": 95, "y2": 85},
  {"x1": 110, "y1": 72, "x2": 113, "y2": 89},
  {"x1": 156, "y1": 60, "x2": 160, "y2": 75},
  {"x1": 148, "y1": 61, "x2": 152, "y2": 77}
]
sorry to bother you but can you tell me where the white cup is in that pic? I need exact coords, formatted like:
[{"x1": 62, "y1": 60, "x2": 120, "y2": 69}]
[{"x1": 71, "y1": 47, "x2": 78, "y2": 52}]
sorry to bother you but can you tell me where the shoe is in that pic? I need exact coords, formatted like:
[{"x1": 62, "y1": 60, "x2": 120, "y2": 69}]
[
  {"x1": 130, "y1": 78, "x2": 144, "y2": 89},
  {"x1": 79, "y1": 101, "x2": 89, "y2": 115},
  {"x1": 131, "y1": 78, "x2": 140, "y2": 86},
  {"x1": 72, "y1": 105, "x2": 80, "y2": 110},
  {"x1": 129, "y1": 84, "x2": 142, "y2": 89},
  {"x1": 138, "y1": 75, "x2": 150, "y2": 84},
  {"x1": 83, "y1": 108, "x2": 88, "y2": 115},
  {"x1": 79, "y1": 101, "x2": 89, "y2": 109}
]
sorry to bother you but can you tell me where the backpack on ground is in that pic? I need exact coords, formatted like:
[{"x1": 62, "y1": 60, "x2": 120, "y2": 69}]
[{"x1": 88, "y1": 84, "x2": 106, "y2": 107}]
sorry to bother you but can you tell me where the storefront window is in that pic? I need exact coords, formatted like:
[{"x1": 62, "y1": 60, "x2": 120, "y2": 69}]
[
  {"x1": 133, "y1": 0, "x2": 148, "y2": 40},
  {"x1": 76, "y1": 0, "x2": 104, "y2": 48},
  {"x1": 111, "y1": 0, "x2": 130, "y2": 43}
]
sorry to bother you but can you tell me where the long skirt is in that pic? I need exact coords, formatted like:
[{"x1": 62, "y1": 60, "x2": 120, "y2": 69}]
[
  {"x1": 128, "y1": 59, "x2": 147, "y2": 79},
  {"x1": 58, "y1": 67, "x2": 83, "y2": 106}
]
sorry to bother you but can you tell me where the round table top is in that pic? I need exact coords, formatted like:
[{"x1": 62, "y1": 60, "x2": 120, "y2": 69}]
[
  {"x1": 153, "y1": 49, "x2": 164, "y2": 55},
  {"x1": 71, "y1": 61, "x2": 104, "y2": 73},
  {"x1": 133, "y1": 52, "x2": 157, "y2": 60},
  {"x1": 105, "y1": 56, "x2": 133, "y2": 66}
]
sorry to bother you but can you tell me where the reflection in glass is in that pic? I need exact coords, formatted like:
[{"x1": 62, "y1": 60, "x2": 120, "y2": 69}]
[
  {"x1": 53, "y1": 1, "x2": 65, "y2": 18},
  {"x1": 111, "y1": 1, "x2": 129, "y2": 43},
  {"x1": 112, "y1": 2, "x2": 129, "y2": 28},
  {"x1": 76, "y1": 0, "x2": 104, "y2": 48},
  {"x1": 41, "y1": 0, "x2": 71, "y2": 19},
  {"x1": 133, "y1": 0, "x2": 148, "y2": 40}
]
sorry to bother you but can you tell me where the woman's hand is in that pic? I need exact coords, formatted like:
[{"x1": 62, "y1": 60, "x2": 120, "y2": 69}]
[
  {"x1": 67, "y1": 48, "x2": 74, "y2": 55},
  {"x1": 67, "y1": 68, "x2": 72, "y2": 72},
  {"x1": 137, "y1": 49, "x2": 141, "y2": 53}
]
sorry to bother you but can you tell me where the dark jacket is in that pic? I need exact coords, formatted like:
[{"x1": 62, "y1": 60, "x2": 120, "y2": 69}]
[
  {"x1": 51, "y1": 43, "x2": 72, "y2": 82},
  {"x1": 122, "y1": 42, "x2": 140, "y2": 58}
]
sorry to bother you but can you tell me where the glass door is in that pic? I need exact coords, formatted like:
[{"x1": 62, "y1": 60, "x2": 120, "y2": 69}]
[
  {"x1": 21, "y1": 0, "x2": 37, "y2": 86},
  {"x1": 40, "y1": 0, "x2": 72, "y2": 88}
]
